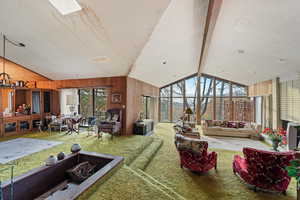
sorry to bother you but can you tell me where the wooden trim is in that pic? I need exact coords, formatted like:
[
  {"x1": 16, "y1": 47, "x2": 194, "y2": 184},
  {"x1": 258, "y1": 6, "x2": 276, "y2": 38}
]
[
  {"x1": 229, "y1": 83, "x2": 233, "y2": 120},
  {"x1": 160, "y1": 73, "x2": 198, "y2": 89},
  {"x1": 183, "y1": 81, "x2": 186, "y2": 111},
  {"x1": 201, "y1": 73, "x2": 248, "y2": 87},
  {"x1": 160, "y1": 72, "x2": 247, "y2": 89},
  {"x1": 213, "y1": 78, "x2": 216, "y2": 120},
  {"x1": 170, "y1": 85, "x2": 173, "y2": 122},
  {"x1": 158, "y1": 97, "x2": 161, "y2": 122},
  {"x1": 196, "y1": 76, "x2": 201, "y2": 124}
]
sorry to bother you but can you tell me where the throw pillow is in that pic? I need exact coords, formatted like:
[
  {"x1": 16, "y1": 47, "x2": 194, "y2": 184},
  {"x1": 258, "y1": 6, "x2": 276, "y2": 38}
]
[
  {"x1": 238, "y1": 122, "x2": 246, "y2": 128},
  {"x1": 220, "y1": 121, "x2": 228, "y2": 127}
]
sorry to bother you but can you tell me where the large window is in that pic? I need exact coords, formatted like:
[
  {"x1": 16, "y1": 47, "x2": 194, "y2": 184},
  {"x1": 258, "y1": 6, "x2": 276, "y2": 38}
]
[
  {"x1": 172, "y1": 98, "x2": 184, "y2": 122},
  {"x1": 215, "y1": 97, "x2": 226, "y2": 120},
  {"x1": 232, "y1": 84, "x2": 247, "y2": 96},
  {"x1": 216, "y1": 80, "x2": 230, "y2": 97},
  {"x1": 200, "y1": 77, "x2": 214, "y2": 97},
  {"x1": 94, "y1": 88, "x2": 108, "y2": 118},
  {"x1": 79, "y1": 88, "x2": 107, "y2": 118},
  {"x1": 142, "y1": 96, "x2": 155, "y2": 119},
  {"x1": 201, "y1": 97, "x2": 214, "y2": 120},
  {"x1": 159, "y1": 74, "x2": 249, "y2": 122},
  {"x1": 160, "y1": 98, "x2": 171, "y2": 122}
]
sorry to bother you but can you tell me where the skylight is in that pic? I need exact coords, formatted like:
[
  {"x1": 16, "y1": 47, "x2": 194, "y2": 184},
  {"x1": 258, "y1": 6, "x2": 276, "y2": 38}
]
[{"x1": 48, "y1": 0, "x2": 82, "y2": 15}]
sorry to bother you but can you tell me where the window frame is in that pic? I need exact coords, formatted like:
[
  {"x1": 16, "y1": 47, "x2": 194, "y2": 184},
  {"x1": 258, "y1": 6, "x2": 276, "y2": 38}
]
[
  {"x1": 78, "y1": 88, "x2": 108, "y2": 118},
  {"x1": 159, "y1": 73, "x2": 249, "y2": 122}
]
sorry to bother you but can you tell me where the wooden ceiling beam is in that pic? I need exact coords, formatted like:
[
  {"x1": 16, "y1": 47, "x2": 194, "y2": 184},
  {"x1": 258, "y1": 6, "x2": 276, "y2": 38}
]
[{"x1": 197, "y1": 0, "x2": 223, "y2": 76}]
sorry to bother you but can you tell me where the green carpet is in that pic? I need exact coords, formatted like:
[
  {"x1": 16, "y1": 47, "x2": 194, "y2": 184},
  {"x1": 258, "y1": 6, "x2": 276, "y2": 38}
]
[
  {"x1": 0, "y1": 125, "x2": 297, "y2": 200},
  {"x1": 0, "y1": 131, "x2": 154, "y2": 180},
  {"x1": 145, "y1": 123, "x2": 297, "y2": 200}
]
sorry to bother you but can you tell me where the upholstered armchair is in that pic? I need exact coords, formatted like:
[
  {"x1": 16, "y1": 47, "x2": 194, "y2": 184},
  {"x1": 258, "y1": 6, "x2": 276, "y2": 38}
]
[
  {"x1": 98, "y1": 108, "x2": 122, "y2": 139},
  {"x1": 175, "y1": 134, "x2": 217, "y2": 173},
  {"x1": 233, "y1": 147, "x2": 295, "y2": 193}
]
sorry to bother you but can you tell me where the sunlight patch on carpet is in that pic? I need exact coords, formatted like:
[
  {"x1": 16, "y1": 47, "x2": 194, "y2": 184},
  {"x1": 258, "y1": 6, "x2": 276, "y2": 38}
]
[
  {"x1": 201, "y1": 136, "x2": 271, "y2": 152},
  {"x1": 0, "y1": 138, "x2": 62, "y2": 164}
]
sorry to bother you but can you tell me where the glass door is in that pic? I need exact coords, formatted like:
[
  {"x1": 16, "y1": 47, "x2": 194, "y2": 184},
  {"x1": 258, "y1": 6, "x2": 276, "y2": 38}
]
[
  {"x1": 94, "y1": 88, "x2": 107, "y2": 119},
  {"x1": 79, "y1": 88, "x2": 108, "y2": 119},
  {"x1": 79, "y1": 89, "x2": 93, "y2": 118}
]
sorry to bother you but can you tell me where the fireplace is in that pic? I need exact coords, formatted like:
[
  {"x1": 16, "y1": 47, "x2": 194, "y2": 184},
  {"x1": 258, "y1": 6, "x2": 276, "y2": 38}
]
[{"x1": 1, "y1": 151, "x2": 123, "y2": 200}]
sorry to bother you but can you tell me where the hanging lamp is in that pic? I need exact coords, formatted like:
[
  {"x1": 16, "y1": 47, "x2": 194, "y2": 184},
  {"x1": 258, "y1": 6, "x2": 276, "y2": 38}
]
[{"x1": 1, "y1": 34, "x2": 25, "y2": 86}]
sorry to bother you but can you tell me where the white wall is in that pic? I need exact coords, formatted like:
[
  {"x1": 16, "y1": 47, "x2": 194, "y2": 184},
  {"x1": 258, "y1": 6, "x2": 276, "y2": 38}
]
[{"x1": 60, "y1": 89, "x2": 79, "y2": 115}]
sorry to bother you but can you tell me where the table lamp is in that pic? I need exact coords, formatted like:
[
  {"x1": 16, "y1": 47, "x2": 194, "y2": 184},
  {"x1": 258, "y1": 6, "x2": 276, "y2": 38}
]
[
  {"x1": 66, "y1": 95, "x2": 76, "y2": 114},
  {"x1": 185, "y1": 107, "x2": 193, "y2": 122}
]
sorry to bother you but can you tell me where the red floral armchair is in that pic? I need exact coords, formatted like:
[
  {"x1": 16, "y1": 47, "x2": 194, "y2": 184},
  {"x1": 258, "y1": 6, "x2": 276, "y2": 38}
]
[
  {"x1": 175, "y1": 134, "x2": 217, "y2": 173},
  {"x1": 233, "y1": 147, "x2": 295, "y2": 193}
]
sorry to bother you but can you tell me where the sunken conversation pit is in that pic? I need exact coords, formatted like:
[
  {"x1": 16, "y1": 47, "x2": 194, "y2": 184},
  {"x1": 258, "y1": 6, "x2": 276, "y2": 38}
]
[{"x1": 1, "y1": 151, "x2": 123, "y2": 200}]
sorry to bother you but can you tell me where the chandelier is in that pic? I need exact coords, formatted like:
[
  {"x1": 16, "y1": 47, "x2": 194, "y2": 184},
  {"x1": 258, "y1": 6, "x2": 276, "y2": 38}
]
[{"x1": 1, "y1": 34, "x2": 26, "y2": 87}]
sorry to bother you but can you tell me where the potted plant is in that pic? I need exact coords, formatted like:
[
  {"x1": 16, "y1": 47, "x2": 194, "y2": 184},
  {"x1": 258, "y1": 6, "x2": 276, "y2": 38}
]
[
  {"x1": 286, "y1": 156, "x2": 300, "y2": 200},
  {"x1": 263, "y1": 128, "x2": 286, "y2": 151},
  {"x1": 21, "y1": 104, "x2": 31, "y2": 115}
]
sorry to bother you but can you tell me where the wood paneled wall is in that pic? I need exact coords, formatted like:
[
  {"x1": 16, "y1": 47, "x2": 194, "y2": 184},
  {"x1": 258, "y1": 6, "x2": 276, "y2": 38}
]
[
  {"x1": 248, "y1": 80, "x2": 273, "y2": 97},
  {"x1": 0, "y1": 58, "x2": 49, "y2": 81},
  {"x1": 37, "y1": 77, "x2": 128, "y2": 133},
  {"x1": 37, "y1": 76, "x2": 159, "y2": 135},
  {"x1": 126, "y1": 77, "x2": 159, "y2": 135},
  {"x1": 280, "y1": 79, "x2": 300, "y2": 123},
  {"x1": 1, "y1": 59, "x2": 159, "y2": 135},
  {"x1": 37, "y1": 77, "x2": 127, "y2": 110}
]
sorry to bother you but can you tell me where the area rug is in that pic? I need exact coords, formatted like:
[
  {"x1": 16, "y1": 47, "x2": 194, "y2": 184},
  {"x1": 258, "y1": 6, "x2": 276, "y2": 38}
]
[
  {"x1": 201, "y1": 135, "x2": 271, "y2": 152},
  {"x1": 0, "y1": 138, "x2": 62, "y2": 164}
]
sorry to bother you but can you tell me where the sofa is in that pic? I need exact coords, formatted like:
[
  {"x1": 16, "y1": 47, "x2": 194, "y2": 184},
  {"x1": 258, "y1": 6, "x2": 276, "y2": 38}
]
[
  {"x1": 201, "y1": 120, "x2": 261, "y2": 138},
  {"x1": 173, "y1": 120, "x2": 200, "y2": 139},
  {"x1": 175, "y1": 134, "x2": 217, "y2": 173},
  {"x1": 233, "y1": 147, "x2": 295, "y2": 193}
]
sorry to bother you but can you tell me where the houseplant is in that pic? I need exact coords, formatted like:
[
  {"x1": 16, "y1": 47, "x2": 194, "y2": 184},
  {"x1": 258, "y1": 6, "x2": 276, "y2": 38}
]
[
  {"x1": 23, "y1": 104, "x2": 31, "y2": 115},
  {"x1": 263, "y1": 128, "x2": 286, "y2": 151},
  {"x1": 286, "y1": 156, "x2": 300, "y2": 200}
]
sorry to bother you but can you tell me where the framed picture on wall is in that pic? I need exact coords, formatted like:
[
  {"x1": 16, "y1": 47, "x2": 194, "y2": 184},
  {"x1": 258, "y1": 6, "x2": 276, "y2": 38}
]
[{"x1": 111, "y1": 93, "x2": 122, "y2": 103}]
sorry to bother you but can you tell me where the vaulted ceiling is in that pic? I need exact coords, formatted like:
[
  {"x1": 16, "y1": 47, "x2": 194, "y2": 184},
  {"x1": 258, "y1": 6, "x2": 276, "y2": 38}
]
[
  {"x1": 201, "y1": 0, "x2": 300, "y2": 85},
  {"x1": 0, "y1": 0, "x2": 171, "y2": 80},
  {"x1": 129, "y1": 0, "x2": 209, "y2": 87},
  {"x1": 1, "y1": 0, "x2": 300, "y2": 87}
]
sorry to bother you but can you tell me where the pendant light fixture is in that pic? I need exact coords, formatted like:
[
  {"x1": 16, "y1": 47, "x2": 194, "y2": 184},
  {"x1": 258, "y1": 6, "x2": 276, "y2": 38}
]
[{"x1": 1, "y1": 34, "x2": 26, "y2": 87}]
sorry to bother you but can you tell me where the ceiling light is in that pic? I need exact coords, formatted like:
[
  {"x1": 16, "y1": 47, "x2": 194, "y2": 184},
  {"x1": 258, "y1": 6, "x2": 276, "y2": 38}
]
[
  {"x1": 48, "y1": 0, "x2": 82, "y2": 15},
  {"x1": 92, "y1": 56, "x2": 110, "y2": 63},
  {"x1": 237, "y1": 49, "x2": 245, "y2": 54},
  {"x1": 278, "y1": 58, "x2": 286, "y2": 62}
]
